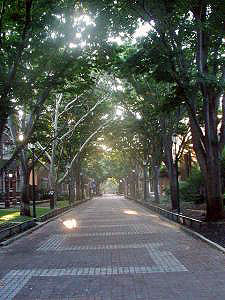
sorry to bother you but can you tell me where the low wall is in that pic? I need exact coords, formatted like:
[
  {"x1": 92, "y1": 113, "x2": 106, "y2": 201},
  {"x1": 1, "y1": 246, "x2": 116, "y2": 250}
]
[{"x1": 0, "y1": 220, "x2": 35, "y2": 242}]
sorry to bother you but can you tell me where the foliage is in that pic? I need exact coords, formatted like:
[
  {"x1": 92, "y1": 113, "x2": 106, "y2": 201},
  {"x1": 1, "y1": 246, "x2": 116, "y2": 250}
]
[
  {"x1": 1, "y1": 0, "x2": 225, "y2": 220},
  {"x1": 179, "y1": 168, "x2": 204, "y2": 204},
  {"x1": 102, "y1": 178, "x2": 117, "y2": 193},
  {"x1": 84, "y1": 143, "x2": 131, "y2": 184},
  {"x1": 84, "y1": 0, "x2": 225, "y2": 219}
]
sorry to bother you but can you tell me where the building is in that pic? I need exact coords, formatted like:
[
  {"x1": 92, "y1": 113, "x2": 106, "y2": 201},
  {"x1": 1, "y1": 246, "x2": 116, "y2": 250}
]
[{"x1": 0, "y1": 133, "x2": 22, "y2": 207}]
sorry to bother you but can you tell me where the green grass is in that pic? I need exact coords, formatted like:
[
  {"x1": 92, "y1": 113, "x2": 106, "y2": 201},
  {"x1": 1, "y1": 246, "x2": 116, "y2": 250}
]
[
  {"x1": 0, "y1": 209, "x2": 18, "y2": 217},
  {"x1": 0, "y1": 207, "x2": 52, "y2": 225},
  {"x1": 33, "y1": 207, "x2": 51, "y2": 217},
  {"x1": 0, "y1": 210, "x2": 31, "y2": 224},
  {"x1": 0, "y1": 199, "x2": 70, "y2": 226},
  {"x1": 56, "y1": 200, "x2": 70, "y2": 208}
]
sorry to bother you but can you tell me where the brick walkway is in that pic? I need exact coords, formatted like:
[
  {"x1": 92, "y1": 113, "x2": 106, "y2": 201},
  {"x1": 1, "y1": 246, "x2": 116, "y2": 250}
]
[{"x1": 1, "y1": 194, "x2": 225, "y2": 299}]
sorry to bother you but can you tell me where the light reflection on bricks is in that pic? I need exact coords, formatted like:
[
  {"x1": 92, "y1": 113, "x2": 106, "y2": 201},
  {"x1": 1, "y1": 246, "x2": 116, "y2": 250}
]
[{"x1": 2, "y1": 195, "x2": 225, "y2": 299}]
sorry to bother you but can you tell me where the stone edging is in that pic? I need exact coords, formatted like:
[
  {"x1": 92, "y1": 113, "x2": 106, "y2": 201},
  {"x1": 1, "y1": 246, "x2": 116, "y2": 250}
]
[{"x1": 127, "y1": 196, "x2": 225, "y2": 254}]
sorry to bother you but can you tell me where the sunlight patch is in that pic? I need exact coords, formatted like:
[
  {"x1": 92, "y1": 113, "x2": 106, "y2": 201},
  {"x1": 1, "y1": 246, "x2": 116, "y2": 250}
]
[
  {"x1": 123, "y1": 209, "x2": 138, "y2": 215},
  {"x1": 0, "y1": 212, "x2": 20, "y2": 222},
  {"x1": 62, "y1": 219, "x2": 77, "y2": 229}
]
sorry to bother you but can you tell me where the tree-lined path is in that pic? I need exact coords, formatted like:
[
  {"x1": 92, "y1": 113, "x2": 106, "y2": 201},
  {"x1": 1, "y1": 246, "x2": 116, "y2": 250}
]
[{"x1": 1, "y1": 195, "x2": 225, "y2": 299}]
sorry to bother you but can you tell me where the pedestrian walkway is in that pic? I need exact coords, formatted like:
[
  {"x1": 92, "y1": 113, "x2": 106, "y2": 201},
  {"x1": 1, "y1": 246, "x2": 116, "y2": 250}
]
[{"x1": 0, "y1": 194, "x2": 225, "y2": 299}]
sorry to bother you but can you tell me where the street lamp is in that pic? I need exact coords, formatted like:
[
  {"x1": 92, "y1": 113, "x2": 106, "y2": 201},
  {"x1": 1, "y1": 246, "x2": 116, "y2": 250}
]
[
  {"x1": 119, "y1": 179, "x2": 124, "y2": 195},
  {"x1": 172, "y1": 134, "x2": 180, "y2": 214},
  {"x1": 28, "y1": 143, "x2": 36, "y2": 218},
  {"x1": 18, "y1": 133, "x2": 24, "y2": 142},
  {"x1": 131, "y1": 169, "x2": 136, "y2": 199}
]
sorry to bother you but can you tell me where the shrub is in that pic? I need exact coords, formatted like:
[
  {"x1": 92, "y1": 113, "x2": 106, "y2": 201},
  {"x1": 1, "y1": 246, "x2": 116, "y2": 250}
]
[{"x1": 179, "y1": 168, "x2": 204, "y2": 204}]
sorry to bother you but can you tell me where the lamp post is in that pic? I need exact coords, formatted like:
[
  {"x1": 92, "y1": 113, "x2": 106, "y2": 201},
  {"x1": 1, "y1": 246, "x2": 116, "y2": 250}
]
[
  {"x1": 172, "y1": 134, "x2": 180, "y2": 214},
  {"x1": 132, "y1": 169, "x2": 136, "y2": 199},
  {"x1": 119, "y1": 179, "x2": 123, "y2": 194},
  {"x1": 8, "y1": 172, "x2": 13, "y2": 205},
  {"x1": 29, "y1": 143, "x2": 36, "y2": 218},
  {"x1": 119, "y1": 178, "x2": 125, "y2": 195}
]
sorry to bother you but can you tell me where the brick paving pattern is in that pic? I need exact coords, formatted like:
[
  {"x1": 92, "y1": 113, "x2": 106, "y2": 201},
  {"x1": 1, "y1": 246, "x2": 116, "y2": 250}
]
[{"x1": 1, "y1": 195, "x2": 225, "y2": 299}]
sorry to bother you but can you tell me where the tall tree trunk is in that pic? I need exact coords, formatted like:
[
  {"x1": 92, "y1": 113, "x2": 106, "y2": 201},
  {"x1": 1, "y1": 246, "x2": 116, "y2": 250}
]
[
  {"x1": 4, "y1": 174, "x2": 10, "y2": 208},
  {"x1": 75, "y1": 174, "x2": 81, "y2": 201},
  {"x1": 49, "y1": 95, "x2": 61, "y2": 208},
  {"x1": 96, "y1": 182, "x2": 100, "y2": 196},
  {"x1": 184, "y1": 5, "x2": 224, "y2": 220},
  {"x1": 184, "y1": 151, "x2": 192, "y2": 178},
  {"x1": 68, "y1": 181, "x2": 71, "y2": 204},
  {"x1": 188, "y1": 98, "x2": 224, "y2": 220},
  {"x1": 0, "y1": 113, "x2": 8, "y2": 144},
  {"x1": 168, "y1": 163, "x2": 179, "y2": 211},
  {"x1": 153, "y1": 165, "x2": 160, "y2": 203},
  {"x1": 69, "y1": 164, "x2": 76, "y2": 203},
  {"x1": 130, "y1": 173, "x2": 136, "y2": 199},
  {"x1": 124, "y1": 178, "x2": 128, "y2": 197},
  {"x1": 20, "y1": 154, "x2": 31, "y2": 216},
  {"x1": 164, "y1": 139, "x2": 178, "y2": 210},
  {"x1": 143, "y1": 164, "x2": 149, "y2": 201},
  {"x1": 205, "y1": 156, "x2": 224, "y2": 220},
  {"x1": 118, "y1": 180, "x2": 124, "y2": 194},
  {"x1": 74, "y1": 159, "x2": 81, "y2": 201},
  {"x1": 204, "y1": 94, "x2": 224, "y2": 220},
  {"x1": 81, "y1": 175, "x2": 85, "y2": 199}
]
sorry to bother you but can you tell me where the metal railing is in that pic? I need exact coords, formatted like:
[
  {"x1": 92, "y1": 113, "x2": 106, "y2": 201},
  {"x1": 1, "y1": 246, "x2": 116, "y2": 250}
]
[
  {"x1": 145, "y1": 202, "x2": 204, "y2": 229},
  {"x1": 127, "y1": 196, "x2": 204, "y2": 230}
]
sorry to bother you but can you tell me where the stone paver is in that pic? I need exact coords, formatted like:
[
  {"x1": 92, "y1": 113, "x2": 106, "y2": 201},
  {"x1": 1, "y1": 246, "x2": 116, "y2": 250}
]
[{"x1": 1, "y1": 195, "x2": 225, "y2": 299}]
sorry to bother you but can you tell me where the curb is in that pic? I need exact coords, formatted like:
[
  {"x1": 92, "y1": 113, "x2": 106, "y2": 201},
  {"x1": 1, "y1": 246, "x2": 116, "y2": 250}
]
[
  {"x1": 158, "y1": 212, "x2": 225, "y2": 254},
  {"x1": 0, "y1": 199, "x2": 89, "y2": 247},
  {"x1": 177, "y1": 223, "x2": 225, "y2": 254},
  {"x1": 129, "y1": 197, "x2": 225, "y2": 255}
]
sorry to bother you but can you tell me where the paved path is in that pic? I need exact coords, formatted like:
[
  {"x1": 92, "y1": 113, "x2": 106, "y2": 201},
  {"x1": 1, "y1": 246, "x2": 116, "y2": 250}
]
[{"x1": 1, "y1": 195, "x2": 225, "y2": 299}]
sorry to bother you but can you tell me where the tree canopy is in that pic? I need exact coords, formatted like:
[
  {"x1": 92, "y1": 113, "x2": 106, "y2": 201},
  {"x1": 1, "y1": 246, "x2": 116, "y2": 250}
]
[{"x1": 1, "y1": 0, "x2": 225, "y2": 220}]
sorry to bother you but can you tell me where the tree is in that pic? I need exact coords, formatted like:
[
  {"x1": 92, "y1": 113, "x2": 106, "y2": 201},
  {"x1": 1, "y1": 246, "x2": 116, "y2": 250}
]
[
  {"x1": 0, "y1": 0, "x2": 81, "y2": 141},
  {"x1": 136, "y1": 1, "x2": 225, "y2": 220},
  {"x1": 84, "y1": 0, "x2": 225, "y2": 220}
]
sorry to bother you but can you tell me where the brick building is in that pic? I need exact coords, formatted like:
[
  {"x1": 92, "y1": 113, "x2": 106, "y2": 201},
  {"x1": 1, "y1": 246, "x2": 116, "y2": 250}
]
[{"x1": 0, "y1": 133, "x2": 22, "y2": 207}]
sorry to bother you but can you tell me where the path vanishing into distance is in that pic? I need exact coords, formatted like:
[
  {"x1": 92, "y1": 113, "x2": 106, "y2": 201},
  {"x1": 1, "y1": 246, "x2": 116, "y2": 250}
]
[{"x1": 1, "y1": 194, "x2": 225, "y2": 299}]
